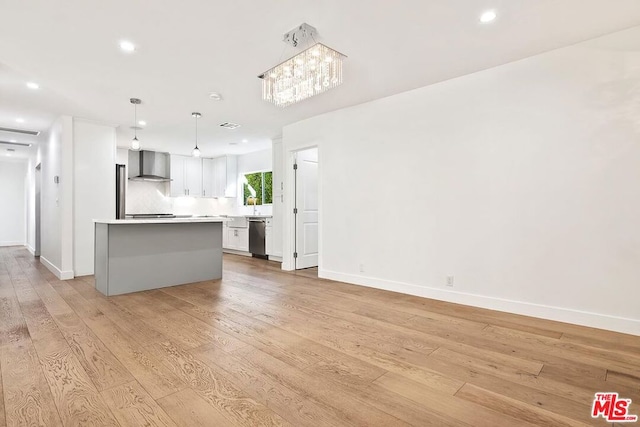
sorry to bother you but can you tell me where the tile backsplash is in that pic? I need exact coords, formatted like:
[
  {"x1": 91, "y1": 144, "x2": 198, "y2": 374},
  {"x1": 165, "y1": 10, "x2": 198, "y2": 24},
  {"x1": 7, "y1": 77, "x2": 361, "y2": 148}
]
[
  {"x1": 126, "y1": 181, "x2": 172, "y2": 214},
  {"x1": 126, "y1": 181, "x2": 238, "y2": 216}
]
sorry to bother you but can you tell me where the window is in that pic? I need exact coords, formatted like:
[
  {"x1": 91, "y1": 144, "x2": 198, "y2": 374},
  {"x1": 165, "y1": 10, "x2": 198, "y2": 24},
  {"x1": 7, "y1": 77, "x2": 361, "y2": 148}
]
[{"x1": 243, "y1": 171, "x2": 272, "y2": 205}]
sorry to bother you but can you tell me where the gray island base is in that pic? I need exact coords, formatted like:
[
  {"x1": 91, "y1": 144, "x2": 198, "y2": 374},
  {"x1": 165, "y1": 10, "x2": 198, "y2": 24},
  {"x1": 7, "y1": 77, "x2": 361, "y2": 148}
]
[{"x1": 94, "y1": 218, "x2": 224, "y2": 296}]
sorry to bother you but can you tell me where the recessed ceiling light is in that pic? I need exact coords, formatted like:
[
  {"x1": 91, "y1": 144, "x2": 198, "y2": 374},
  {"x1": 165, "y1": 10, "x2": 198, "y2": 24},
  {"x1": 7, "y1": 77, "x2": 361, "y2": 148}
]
[
  {"x1": 15, "y1": 118, "x2": 25, "y2": 123},
  {"x1": 209, "y1": 92, "x2": 223, "y2": 101},
  {"x1": 26, "y1": 82, "x2": 39, "y2": 90},
  {"x1": 479, "y1": 10, "x2": 497, "y2": 23},
  {"x1": 119, "y1": 40, "x2": 136, "y2": 53},
  {"x1": 9, "y1": 139, "x2": 16, "y2": 143},
  {"x1": 241, "y1": 139, "x2": 248, "y2": 143},
  {"x1": 138, "y1": 120, "x2": 146, "y2": 126}
]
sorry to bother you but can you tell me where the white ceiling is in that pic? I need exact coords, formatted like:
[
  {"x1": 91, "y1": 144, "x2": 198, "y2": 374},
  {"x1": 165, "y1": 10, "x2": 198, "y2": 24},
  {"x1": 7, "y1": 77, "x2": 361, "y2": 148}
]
[{"x1": 2, "y1": 0, "x2": 640, "y2": 157}]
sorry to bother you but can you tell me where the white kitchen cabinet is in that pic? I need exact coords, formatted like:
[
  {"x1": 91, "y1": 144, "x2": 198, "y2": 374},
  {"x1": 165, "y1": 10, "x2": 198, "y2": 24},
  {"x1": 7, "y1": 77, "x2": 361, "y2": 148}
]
[
  {"x1": 223, "y1": 217, "x2": 249, "y2": 252},
  {"x1": 225, "y1": 227, "x2": 248, "y2": 251},
  {"x1": 215, "y1": 156, "x2": 237, "y2": 198},
  {"x1": 202, "y1": 158, "x2": 214, "y2": 198},
  {"x1": 265, "y1": 217, "x2": 273, "y2": 255},
  {"x1": 213, "y1": 157, "x2": 226, "y2": 197},
  {"x1": 170, "y1": 154, "x2": 202, "y2": 196},
  {"x1": 185, "y1": 156, "x2": 202, "y2": 196},
  {"x1": 227, "y1": 227, "x2": 249, "y2": 252},
  {"x1": 201, "y1": 156, "x2": 237, "y2": 198},
  {"x1": 170, "y1": 155, "x2": 186, "y2": 197}
]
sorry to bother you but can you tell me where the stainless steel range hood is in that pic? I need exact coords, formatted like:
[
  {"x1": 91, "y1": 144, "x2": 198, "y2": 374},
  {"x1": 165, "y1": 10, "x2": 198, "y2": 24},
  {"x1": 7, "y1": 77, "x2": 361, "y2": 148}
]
[{"x1": 128, "y1": 150, "x2": 171, "y2": 182}]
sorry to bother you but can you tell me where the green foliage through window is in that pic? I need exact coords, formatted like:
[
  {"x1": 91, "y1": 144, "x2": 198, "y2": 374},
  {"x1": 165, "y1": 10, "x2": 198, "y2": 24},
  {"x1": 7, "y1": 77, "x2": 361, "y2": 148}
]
[{"x1": 243, "y1": 171, "x2": 272, "y2": 205}]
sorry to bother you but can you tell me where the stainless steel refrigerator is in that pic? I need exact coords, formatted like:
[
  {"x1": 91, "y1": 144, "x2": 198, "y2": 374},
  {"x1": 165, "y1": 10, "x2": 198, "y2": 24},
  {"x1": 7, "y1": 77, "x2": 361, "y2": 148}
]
[{"x1": 116, "y1": 164, "x2": 126, "y2": 219}]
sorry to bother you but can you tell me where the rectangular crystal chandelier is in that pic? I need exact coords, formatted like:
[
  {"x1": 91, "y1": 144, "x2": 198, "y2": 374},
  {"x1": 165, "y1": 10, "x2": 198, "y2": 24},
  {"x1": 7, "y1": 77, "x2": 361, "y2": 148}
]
[{"x1": 259, "y1": 43, "x2": 346, "y2": 107}]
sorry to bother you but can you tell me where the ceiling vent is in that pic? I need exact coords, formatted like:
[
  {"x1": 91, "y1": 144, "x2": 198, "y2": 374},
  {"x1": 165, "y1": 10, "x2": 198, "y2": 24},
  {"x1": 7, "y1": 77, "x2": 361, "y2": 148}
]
[
  {"x1": 6, "y1": 148, "x2": 15, "y2": 152},
  {"x1": 0, "y1": 126, "x2": 40, "y2": 136},
  {"x1": 219, "y1": 122, "x2": 241, "y2": 129},
  {"x1": 0, "y1": 140, "x2": 33, "y2": 147}
]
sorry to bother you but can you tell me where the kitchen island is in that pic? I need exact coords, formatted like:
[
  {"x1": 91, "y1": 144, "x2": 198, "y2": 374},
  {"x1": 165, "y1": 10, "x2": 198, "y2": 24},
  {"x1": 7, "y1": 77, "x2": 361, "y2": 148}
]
[{"x1": 94, "y1": 218, "x2": 225, "y2": 296}]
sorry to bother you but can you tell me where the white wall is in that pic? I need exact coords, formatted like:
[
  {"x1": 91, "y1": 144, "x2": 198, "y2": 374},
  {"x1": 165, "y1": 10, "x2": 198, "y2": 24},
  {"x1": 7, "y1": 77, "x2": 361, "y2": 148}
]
[
  {"x1": 0, "y1": 160, "x2": 27, "y2": 246},
  {"x1": 283, "y1": 26, "x2": 640, "y2": 335},
  {"x1": 73, "y1": 119, "x2": 116, "y2": 276},
  {"x1": 38, "y1": 116, "x2": 74, "y2": 279},
  {"x1": 26, "y1": 155, "x2": 37, "y2": 253},
  {"x1": 237, "y1": 148, "x2": 272, "y2": 174}
]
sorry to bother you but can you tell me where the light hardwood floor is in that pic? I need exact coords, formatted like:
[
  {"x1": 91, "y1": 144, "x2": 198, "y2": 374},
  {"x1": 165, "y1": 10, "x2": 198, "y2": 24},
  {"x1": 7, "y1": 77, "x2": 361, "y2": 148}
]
[{"x1": 0, "y1": 246, "x2": 638, "y2": 426}]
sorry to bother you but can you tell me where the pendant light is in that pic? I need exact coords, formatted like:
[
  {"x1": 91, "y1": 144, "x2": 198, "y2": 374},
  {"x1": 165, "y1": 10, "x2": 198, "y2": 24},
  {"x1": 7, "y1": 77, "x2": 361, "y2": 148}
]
[
  {"x1": 130, "y1": 98, "x2": 141, "y2": 150},
  {"x1": 192, "y1": 112, "x2": 201, "y2": 157}
]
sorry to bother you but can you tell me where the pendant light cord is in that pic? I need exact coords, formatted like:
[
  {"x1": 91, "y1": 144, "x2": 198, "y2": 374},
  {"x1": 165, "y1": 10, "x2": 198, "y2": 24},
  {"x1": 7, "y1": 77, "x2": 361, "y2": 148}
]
[
  {"x1": 195, "y1": 114, "x2": 198, "y2": 149},
  {"x1": 134, "y1": 103, "x2": 137, "y2": 139}
]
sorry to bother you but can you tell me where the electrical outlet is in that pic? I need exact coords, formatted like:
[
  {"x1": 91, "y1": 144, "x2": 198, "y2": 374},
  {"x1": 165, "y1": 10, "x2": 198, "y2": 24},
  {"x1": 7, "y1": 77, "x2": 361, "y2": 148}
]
[
  {"x1": 359, "y1": 264, "x2": 365, "y2": 273},
  {"x1": 446, "y1": 276, "x2": 454, "y2": 287}
]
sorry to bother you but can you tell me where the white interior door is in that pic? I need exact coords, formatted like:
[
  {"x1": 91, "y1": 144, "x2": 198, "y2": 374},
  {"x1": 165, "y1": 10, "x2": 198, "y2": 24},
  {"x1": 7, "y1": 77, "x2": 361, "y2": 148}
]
[{"x1": 295, "y1": 148, "x2": 318, "y2": 269}]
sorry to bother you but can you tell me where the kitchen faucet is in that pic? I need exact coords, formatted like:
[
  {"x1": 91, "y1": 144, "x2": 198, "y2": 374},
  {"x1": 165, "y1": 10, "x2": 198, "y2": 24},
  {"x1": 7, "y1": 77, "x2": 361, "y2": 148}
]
[{"x1": 247, "y1": 195, "x2": 258, "y2": 215}]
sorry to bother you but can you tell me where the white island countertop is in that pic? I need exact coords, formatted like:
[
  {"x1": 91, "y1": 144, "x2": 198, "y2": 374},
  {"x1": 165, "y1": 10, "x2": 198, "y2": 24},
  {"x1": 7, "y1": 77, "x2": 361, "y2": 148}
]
[{"x1": 94, "y1": 217, "x2": 227, "y2": 225}]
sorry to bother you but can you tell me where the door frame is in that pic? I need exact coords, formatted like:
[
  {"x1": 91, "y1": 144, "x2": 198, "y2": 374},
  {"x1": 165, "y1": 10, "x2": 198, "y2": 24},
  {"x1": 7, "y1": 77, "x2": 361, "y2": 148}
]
[
  {"x1": 35, "y1": 162, "x2": 42, "y2": 257},
  {"x1": 282, "y1": 144, "x2": 321, "y2": 271}
]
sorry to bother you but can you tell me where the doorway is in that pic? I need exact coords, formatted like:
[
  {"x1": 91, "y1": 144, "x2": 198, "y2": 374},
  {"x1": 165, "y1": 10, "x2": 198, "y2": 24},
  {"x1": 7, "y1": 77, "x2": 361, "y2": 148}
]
[
  {"x1": 293, "y1": 147, "x2": 318, "y2": 270},
  {"x1": 35, "y1": 163, "x2": 41, "y2": 257}
]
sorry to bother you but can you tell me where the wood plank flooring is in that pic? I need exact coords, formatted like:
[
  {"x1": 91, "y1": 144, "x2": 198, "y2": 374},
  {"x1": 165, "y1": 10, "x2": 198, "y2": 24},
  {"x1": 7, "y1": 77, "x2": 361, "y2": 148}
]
[{"x1": 0, "y1": 246, "x2": 639, "y2": 426}]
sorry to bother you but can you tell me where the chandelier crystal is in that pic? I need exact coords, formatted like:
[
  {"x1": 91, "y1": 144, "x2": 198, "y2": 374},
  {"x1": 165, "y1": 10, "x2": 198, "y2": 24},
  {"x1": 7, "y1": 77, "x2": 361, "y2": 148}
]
[{"x1": 260, "y1": 43, "x2": 345, "y2": 107}]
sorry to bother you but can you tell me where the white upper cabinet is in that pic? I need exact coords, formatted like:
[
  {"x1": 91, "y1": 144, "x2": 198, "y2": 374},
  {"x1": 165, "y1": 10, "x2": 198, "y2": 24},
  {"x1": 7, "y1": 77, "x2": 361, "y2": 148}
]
[
  {"x1": 170, "y1": 155, "x2": 186, "y2": 197},
  {"x1": 170, "y1": 154, "x2": 202, "y2": 197},
  {"x1": 185, "y1": 156, "x2": 202, "y2": 197},
  {"x1": 171, "y1": 154, "x2": 235, "y2": 198},
  {"x1": 213, "y1": 156, "x2": 226, "y2": 197},
  {"x1": 204, "y1": 155, "x2": 237, "y2": 198},
  {"x1": 202, "y1": 158, "x2": 214, "y2": 198}
]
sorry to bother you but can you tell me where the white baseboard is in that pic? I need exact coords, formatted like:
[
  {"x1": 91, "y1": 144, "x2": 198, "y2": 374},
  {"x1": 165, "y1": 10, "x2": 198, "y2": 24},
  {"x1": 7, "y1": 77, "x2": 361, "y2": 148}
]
[
  {"x1": 40, "y1": 256, "x2": 74, "y2": 280},
  {"x1": 222, "y1": 249, "x2": 253, "y2": 257},
  {"x1": 27, "y1": 245, "x2": 35, "y2": 255},
  {"x1": 0, "y1": 241, "x2": 25, "y2": 247},
  {"x1": 319, "y1": 269, "x2": 640, "y2": 337},
  {"x1": 74, "y1": 269, "x2": 94, "y2": 277}
]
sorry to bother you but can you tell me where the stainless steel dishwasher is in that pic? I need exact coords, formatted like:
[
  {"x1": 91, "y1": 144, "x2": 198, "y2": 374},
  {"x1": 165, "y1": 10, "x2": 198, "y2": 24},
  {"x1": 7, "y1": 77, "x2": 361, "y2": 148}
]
[{"x1": 248, "y1": 218, "x2": 267, "y2": 258}]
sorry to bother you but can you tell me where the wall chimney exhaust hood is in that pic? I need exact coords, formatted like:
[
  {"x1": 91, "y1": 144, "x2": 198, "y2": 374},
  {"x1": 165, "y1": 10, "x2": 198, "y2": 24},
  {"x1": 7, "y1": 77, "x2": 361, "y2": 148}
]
[{"x1": 128, "y1": 150, "x2": 171, "y2": 182}]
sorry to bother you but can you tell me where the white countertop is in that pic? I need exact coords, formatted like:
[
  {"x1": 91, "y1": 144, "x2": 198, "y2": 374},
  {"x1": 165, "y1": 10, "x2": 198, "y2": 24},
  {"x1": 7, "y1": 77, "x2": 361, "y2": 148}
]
[{"x1": 94, "y1": 217, "x2": 227, "y2": 225}]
